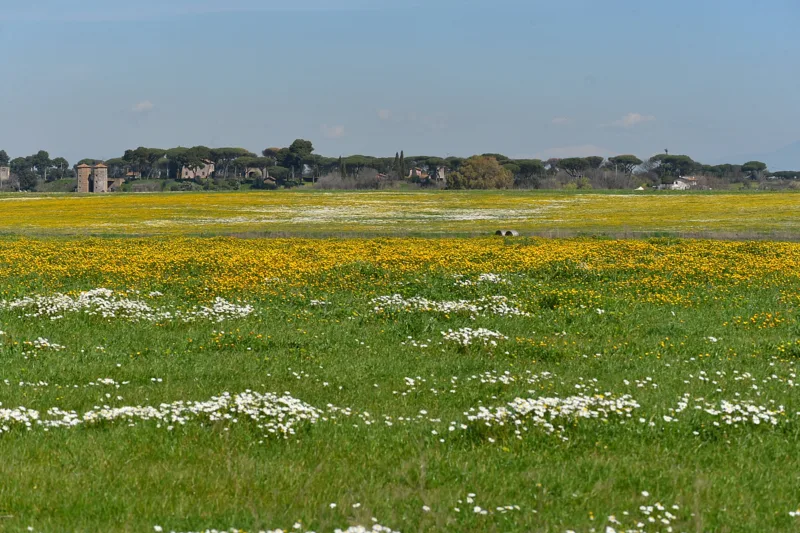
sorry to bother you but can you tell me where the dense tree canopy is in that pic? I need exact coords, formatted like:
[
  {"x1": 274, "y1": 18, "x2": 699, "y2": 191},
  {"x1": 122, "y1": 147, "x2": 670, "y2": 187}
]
[
  {"x1": 211, "y1": 148, "x2": 255, "y2": 177},
  {"x1": 481, "y1": 153, "x2": 509, "y2": 162},
  {"x1": 2, "y1": 142, "x2": 796, "y2": 193},
  {"x1": 173, "y1": 147, "x2": 212, "y2": 175},
  {"x1": 649, "y1": 154, "x2": 699, "y2": 181},
  {"x1": 607, "y1": 155, "x2": 643, "y2": 174},
  {"x1": 17, "y1": 169, "x2": 38, "y2": 191},
  {"x1": 742, "y1": 161, "x2": 767, "y2": 178},
  {"x1": 586, "y1": 156, "x2": 604, "y2": 170},
  {"x1": 123, "y1": 147, "x2": 167, "y2": 178},
  {"x1": 560, "y1": 157, "x2": 590, "y2": 178},
  {"x1": 512, "y1": 159, "x2": 545, "y2": 188},
  {"x1": 10, "y1": 157, "x2": 29, "y2": 173},
  {"x1": 448, "y1": 156, "x2": 513, "y2": 189},
  {"x1": 770, "y1": 171, "x2": 799, "y2": 179}
]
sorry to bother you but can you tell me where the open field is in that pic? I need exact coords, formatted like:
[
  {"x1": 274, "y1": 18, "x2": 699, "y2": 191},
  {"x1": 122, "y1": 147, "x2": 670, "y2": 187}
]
[
  {"x1": 1, "y1": 190, "x2": 800, "y2": 238},
  {"x1": 1, "y1": 236, "x2": 800, "y2": 532}
]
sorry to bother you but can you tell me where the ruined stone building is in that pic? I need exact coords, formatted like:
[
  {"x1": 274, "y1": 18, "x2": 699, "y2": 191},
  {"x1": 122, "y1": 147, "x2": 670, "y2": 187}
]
[
  {"x1": 76, "y1": 162, "x2": 123, "y2": 193},
  {"x1": 0, "y1": 166, "x2": 9, "y2": 184}
]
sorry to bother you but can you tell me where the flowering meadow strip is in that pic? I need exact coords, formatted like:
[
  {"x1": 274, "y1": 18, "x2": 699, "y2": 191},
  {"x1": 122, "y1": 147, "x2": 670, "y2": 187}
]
[
  {"x1": 0, "y1": 391, "x2": 320, "y2": 437},
  {"x1": 1, "y1": 234, "x2": 799, "y2": 531},
  {"x1": 1, "y1": 191, "x2": 800, "y2": 237},
  {"x1": 0, "y1": 369, "x2": 793, "y2": 442},
  {"x1": 2, "y1": 238, "x2": 800, "y2": 302},
  {"x1": 154, "y1": 525, "x2": 400, "y2": 533},
  {"x1": 370, "y1": 295, "x2": 529, "y2": 318},
  {"x1": 0, "y1": 288, "x2": 253, "y2": 323}
]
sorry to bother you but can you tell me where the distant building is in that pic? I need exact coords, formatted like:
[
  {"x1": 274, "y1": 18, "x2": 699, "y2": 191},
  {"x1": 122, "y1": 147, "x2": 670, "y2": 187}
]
[
  {"x1": 108, "y1": 177, "x2": 125, "y2": 191},
  {"x1": 181, "y1": 160, "x2": 215, "y2": 180},
  {"x1": 0, "y1": 166, "x2": 9, "y2": 183},
  {"x1": 668, "y1": 178, "x2": 692, "y2": 191},
  {"x1": 408, "y1": 167, "x2": 429, "y2": 180},
  {"x1": 77, "y1": 162, "x2": 120, "y2": 193},
  {"x1": 432, "y1": 166, "x2": 447, "y2": 184},
  {"x1": 76, "y1": 164, "x2": 93, "y2": 193},
  {"x1": 92, "y1": 163, "x2": 109, "y2": 193},
  {"x1": 408, "y1": 166, "x2": 447, "y2": 184},
  {"x1": 245, "y1": 167, "x2": 265, "y2": 179}
]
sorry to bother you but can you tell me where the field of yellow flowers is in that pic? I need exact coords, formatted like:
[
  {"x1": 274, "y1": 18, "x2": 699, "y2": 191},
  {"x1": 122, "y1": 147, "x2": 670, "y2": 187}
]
[
  {"x1": 1, "y1": 190, "x2": 800, "y2": 237},
  {"x1": 1, "y1": 228, "x2": 800, "y2": 530}
]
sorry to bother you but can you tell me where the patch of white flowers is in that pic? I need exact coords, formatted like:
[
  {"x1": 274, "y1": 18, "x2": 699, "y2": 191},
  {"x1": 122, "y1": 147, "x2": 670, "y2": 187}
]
[
  {"x1": 371, "y1": 294, "x2": 529, "y2": 317},
  {"x1": 442, "y1": 328, "x2": 508, "y2": 347},
  {"x1": 3, "y1": 377, "x2": 134, "y2": 389},
  {"x1": 454, "y1": 273, "x2": 510, "y2": 287},
  {"x1": 0, "y1": 391, "x2": 319, "y2": 438},
  {"x1": 393, "y1": 370, "x2": 554, "y2": 398},
  {"x1": 452, "y1": 492, "x2": 522, "y2": 516},
  {"x1": 670, "y1": 393, "x2": 785, "y2": 427},
  {"x1": 1, "y1": 289, "x2": 156, "y2": 320},
  {"x1": 155, "y1": 526, "x2": 400, "y2": 533},
  {"x1": 181, "y1": 297, "x2": 254, "y2": 323},
  {"x1": 28, "y1": 338, "x2": 65, "y2": 351},
  {"x1": 0, "y1": 289, "x2": 253, "y2": 323},
  {"x1": 566, "y1": 495, "x2": 684, "y2": 533},
  {"x1": 467, "y1": 394, "x2": 640, "y2": 439}
]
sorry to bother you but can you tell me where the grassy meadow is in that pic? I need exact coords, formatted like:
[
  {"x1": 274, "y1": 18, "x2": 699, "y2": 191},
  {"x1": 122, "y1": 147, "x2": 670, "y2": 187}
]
[
  {"x1": 1, "y1": 192, "x2": 800, "y2": 532},
  {"x1": 1, "y1": 190, "x2": 800, "y2": 238}
]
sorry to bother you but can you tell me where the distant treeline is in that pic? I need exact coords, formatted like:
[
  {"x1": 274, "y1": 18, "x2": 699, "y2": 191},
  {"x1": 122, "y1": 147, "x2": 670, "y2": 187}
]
[{"x1": 1, "y1": 142, "x2": 798, "y2": 192}]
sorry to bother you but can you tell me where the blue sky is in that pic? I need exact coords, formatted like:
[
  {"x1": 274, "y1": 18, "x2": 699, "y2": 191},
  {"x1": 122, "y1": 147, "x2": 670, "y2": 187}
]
[{"x1": 1, "y1": 0, "x2": 798, "y2": 167}]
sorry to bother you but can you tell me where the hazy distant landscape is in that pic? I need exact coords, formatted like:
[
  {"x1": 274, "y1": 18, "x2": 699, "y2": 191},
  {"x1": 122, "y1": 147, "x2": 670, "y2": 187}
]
[
  {"x1": 3, "y1": 1, "x2": 800, "y2": 532},
  {"x1": 0, "y1": 141, "x2": 798, "y2": 194}
]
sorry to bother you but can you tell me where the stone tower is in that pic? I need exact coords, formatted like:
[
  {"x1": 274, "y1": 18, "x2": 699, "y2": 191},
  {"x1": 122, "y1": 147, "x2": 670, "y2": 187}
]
[
  {"x1": 92, "y1": 163, "x2": 108, "y2": 193},
  {"x1": 76, "y1": 164, "x2": 92, "y2": 193},
  {"x1": 0, "y1": 166, "x2": 9, "y2": 183}
]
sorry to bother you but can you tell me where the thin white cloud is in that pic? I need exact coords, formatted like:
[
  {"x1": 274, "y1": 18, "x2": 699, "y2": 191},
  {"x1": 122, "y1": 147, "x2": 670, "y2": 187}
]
[
  {"x1": 551, "y1": 117, "x2": 573, "y2": 125},
  {"x1": 321, "y1": 124, "x2": 346, "y2": 139},
  {"x1": 132, "y1": 100, "x2": 154, "y2": 113},
  {"x1": 534, "y1": 144, "x2": 612, "y2": 159},
  {"x1": 376, "y1": 109, "x2": 447, "y2": 130},
  {"x1": 614, "y1": 112, "x2": 655, "y2": 128},
  {"x1": 419, "y1": 112, "x2": 447, "y2": 131}
]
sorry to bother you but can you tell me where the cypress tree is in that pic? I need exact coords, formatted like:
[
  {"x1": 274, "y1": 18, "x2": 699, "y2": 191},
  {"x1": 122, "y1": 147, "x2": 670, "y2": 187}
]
[
  {"x1": 339, "y1": 156, "x2": 346, "y2": 178},
  {"x1": 399, "y1": 151, "x2": 405, "y2": 179},
  {"x1": 393, "y1": 152, "x2": 400, "y2": 177}
]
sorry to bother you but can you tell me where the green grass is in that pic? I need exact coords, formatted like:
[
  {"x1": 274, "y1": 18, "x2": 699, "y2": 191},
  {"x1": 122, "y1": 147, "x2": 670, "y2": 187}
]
[{"x1": 1, "y1": 249, "x2": 799, "y2": 532}]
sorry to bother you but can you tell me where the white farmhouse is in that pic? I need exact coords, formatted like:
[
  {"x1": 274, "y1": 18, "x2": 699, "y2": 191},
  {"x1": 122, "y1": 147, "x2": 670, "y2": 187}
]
[{"x1": 669, "y1": 178, "x2": 692, "y2": 191}]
